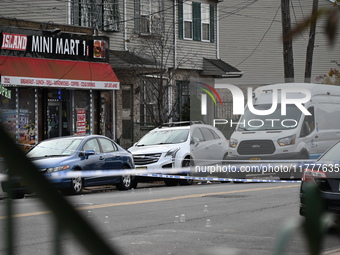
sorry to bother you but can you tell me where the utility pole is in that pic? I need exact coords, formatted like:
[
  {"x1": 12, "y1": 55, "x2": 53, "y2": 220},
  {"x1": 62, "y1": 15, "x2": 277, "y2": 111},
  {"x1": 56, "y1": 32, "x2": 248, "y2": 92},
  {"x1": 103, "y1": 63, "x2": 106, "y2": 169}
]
[
  {"x1": 281, "y1": 0, "x2": 295, "y2": 83},
  {"x1": 305, "y1": 0, "x2": 318, "y2": 83}
]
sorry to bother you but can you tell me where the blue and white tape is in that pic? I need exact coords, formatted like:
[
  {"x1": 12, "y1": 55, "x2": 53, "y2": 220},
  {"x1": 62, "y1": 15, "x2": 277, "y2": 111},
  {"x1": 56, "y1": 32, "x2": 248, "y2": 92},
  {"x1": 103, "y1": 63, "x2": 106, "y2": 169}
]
[
  {"x1": 136, "y1": 173, "x2": 301, "y2": 183},
  {"x1": 0, "y1": 167, "x2": 301, "y2": 183}
]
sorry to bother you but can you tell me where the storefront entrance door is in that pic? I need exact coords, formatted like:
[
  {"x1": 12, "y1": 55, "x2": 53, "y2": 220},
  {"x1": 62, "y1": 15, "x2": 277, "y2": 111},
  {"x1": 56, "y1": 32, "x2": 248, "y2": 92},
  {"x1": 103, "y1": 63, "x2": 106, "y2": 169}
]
[{"x1": 47, "y1": 102, "x2": 62, "y2": 138}]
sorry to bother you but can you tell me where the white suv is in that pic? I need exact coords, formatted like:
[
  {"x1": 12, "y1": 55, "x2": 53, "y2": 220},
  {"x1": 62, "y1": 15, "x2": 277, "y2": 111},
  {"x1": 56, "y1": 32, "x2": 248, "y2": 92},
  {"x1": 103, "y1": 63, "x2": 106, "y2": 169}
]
[{"x1": 128, "y1": 122, "x2": 229, "y2": 186}]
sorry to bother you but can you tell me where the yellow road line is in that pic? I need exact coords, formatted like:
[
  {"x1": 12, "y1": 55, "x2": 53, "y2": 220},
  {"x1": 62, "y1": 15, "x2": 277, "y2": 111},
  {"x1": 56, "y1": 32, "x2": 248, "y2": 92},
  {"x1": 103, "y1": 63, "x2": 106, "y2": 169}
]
[{"x1": 0, "y1": 184, "x2": 299, "y2": 220}]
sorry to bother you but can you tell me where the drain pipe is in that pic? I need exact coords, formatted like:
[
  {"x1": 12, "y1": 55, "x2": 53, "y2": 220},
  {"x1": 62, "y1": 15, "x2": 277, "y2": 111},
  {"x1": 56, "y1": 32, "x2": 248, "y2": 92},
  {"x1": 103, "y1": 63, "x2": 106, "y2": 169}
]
[
  {"x1": 124, "y1": 0, "x2": 128, "y2": 51},
  {"x1": 216, "y1": 3, "x2": 220, "y2": 59}
]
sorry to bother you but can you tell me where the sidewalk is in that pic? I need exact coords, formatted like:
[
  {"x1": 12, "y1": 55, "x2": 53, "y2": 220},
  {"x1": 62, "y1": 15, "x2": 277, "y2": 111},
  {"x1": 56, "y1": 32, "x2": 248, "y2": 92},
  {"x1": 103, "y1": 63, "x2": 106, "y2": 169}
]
[{"x1": 324, "y1": 249, "x2": 340, "y2": 255}]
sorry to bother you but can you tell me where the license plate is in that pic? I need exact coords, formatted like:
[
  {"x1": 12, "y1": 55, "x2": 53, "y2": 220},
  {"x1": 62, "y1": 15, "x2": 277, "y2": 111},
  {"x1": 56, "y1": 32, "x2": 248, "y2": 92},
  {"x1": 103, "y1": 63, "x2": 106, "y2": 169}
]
[
  {"x1": 136, "y1": 166, "x2": 147, "y2": 170},
  {"x1": 249, "y1": 157, "x2": 261, "y2": 160}
]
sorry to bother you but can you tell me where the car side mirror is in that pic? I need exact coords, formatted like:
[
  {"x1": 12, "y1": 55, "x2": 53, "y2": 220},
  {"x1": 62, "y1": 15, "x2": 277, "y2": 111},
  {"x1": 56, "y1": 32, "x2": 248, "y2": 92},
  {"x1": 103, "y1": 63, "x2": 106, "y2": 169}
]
[
  {"x1": 79, "y1": 149, "x2": 95, "y2": 158},
  {"x1": 190, "y1": 137, "x2": 200, "y2": 146},
  {"x1": 85, "y1": 149, "x2": 95, "y2": 156}
]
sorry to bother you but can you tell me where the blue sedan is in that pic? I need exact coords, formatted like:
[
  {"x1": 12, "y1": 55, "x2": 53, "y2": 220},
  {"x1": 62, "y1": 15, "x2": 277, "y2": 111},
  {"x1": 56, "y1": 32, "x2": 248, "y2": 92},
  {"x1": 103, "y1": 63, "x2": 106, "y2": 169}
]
[{"x1": 3, "y1": 135, "x2": 135, "y2": 198}]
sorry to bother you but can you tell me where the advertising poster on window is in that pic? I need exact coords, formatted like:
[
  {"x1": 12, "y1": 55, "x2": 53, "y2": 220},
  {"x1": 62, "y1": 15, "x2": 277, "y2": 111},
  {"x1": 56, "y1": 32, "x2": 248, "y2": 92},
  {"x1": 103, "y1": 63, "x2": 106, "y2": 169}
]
[
  {"x1": 93, "y1": 40, "x2": 105, "y2": 59},
  {"x1": 1, "y1": 109, "x2": 16, "y2": 138},
  {"x1": 76, "y1": 109, "x2": 86, "y2": 135},
  {"x1": 18, "y1": 109, "x2": 36, "y2": 147}
]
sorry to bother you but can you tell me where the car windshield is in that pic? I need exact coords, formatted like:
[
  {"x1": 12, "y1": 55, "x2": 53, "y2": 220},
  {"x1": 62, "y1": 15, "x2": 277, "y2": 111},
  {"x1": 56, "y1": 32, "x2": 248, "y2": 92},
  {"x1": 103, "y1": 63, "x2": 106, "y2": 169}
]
[
  {"x1": 237, "y1": 104, "x2": 302, "y2": 131},
  {"x1": 136, "y1": 129, "x2": 189, "y2": 146},
  {"x1": 319, "y1": 142, "x2": 340, "y2": 161},
  {"x1": 26, "y1": 138, "x2": 83, "y2": 157}
]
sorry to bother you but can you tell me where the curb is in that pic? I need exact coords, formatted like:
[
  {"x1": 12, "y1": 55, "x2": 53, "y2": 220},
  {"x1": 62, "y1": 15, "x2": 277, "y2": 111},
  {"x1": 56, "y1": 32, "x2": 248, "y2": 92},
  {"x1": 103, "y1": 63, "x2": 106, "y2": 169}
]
[{"x1": 323, "y1": 249, "x2": 340, "y2": 255}]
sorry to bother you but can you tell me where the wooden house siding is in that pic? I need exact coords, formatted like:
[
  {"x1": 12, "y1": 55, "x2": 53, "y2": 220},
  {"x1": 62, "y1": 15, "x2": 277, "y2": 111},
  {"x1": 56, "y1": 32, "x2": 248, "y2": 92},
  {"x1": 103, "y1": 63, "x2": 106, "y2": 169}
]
[
  {"x1": 218, "y1": 0, "x2": 340, "y2": 86},
  {"x1": 121, "y1": 0, "x2": 175, "y2": 67},
  {"x1": 0, "y1": 1, "x2": 69, "y2": 25},
  {"x1": 0, "y1": 0, "x2": 221, "y2": 71}
]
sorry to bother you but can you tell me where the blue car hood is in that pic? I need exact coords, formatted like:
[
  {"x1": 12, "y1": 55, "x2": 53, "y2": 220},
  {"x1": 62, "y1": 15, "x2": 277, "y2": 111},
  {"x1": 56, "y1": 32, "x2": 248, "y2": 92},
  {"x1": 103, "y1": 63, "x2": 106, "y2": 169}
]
[{"x1": 29, "y1": 156, "x2": 74, "y2": 169}]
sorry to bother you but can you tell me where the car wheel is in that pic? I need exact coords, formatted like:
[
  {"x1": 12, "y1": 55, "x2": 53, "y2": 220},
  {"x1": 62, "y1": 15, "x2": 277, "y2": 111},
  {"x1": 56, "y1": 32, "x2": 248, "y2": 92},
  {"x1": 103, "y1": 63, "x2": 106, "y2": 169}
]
[
  {"x1": 164, "y1": 179, "x2": 179, "y2": 186},
  {"x1": 69, "y1": 176, "x2": 83, "y2": 195},
  {"x1": 179, "y1": 158, "x2": 193, "y2": 186},
  {"x1": 116, "y1": 166, "x2": 135, "y2": 190},
  {"x1": 222, "y1": 153, "x2": 228, "y2": 164},
  {"x1": 220, "y1": 154, "x2": 231, "y2": 183},
  {"x1": 299, "y1": 151, "x2": 309, "y2": 159},
  {"x1": 8, "y1": 191, "x2": 25, "y2": 199}
]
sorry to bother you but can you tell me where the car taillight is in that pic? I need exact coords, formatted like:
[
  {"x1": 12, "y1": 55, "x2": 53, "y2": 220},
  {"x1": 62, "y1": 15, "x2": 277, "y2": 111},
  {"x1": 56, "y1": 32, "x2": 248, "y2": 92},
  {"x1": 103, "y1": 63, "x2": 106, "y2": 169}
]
[{"x1": 302, "y1": 169, "x2": 327, "y2": 181}]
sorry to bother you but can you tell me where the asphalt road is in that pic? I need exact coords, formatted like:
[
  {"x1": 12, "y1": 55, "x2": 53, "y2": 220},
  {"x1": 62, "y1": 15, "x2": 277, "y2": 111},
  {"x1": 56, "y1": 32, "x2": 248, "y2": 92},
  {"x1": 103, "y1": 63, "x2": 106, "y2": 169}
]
[{"x1": 0, "y1": 181, "x2": 340, "y2": 255}]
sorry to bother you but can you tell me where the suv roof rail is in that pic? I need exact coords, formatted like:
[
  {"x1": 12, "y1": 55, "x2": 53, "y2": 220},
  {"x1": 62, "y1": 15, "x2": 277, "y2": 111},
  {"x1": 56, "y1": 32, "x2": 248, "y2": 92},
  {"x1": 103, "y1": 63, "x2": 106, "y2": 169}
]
[{"x1": 160, "y1": 121, "x2": 204, "y2": 127}]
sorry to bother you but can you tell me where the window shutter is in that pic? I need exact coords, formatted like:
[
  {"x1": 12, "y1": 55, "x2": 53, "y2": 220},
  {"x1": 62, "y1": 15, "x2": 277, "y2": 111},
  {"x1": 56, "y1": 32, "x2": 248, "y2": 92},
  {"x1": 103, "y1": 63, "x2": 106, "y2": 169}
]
[
  {"x1": 193, "y1": 2, "x2": 201, "y2": 41},
  {"x1": 178, "y1": 0, "x2": 183, "y2": 39},
  {"x1": 210, "y1": 4, "x2": 215, "y2": 43},
  {"x1": 134, "y1": 0, "x2": 140, "y2": 34}
]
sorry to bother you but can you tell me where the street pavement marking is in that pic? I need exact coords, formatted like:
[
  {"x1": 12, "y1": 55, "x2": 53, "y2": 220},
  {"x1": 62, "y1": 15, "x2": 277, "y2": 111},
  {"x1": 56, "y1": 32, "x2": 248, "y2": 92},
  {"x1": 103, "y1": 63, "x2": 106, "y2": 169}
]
[{"x1": 0, "y1": 184, "x2": 299, "y2": 220}]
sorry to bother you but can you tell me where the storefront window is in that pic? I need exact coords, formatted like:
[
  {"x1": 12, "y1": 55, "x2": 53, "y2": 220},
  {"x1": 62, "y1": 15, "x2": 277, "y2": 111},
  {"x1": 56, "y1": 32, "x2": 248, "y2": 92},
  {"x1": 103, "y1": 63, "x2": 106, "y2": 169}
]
[
  {"x1": 74, "y1": 90, "x2": 91, "y2": 135},
  {"x1": 0, "y1": 88, "x2": 17, "y2": 140},
  {"x1": 100, "y1": 91, "x2": 113, "y2": 139},
  {"x1": 19, "y1": 88, "x2": 36, "y2": 147}
]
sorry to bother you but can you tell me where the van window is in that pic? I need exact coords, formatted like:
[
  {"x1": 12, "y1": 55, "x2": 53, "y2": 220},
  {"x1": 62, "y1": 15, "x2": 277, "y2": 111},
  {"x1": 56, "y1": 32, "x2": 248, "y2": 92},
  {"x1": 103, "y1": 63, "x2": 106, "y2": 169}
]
[
  {"x1": 237, "y1": 104, "x2": 302, "y2": 131},
  {"x1": 300, "y1": 107, "x2": 314, "y2": 137},
  {"x1": 316, "y1": 103, "x2": 340, "y2": 130}
]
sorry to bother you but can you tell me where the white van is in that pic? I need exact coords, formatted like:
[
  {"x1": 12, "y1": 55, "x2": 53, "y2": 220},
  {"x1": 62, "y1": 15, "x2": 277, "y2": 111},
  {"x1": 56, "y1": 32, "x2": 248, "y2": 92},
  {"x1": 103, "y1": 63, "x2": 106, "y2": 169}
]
[{"x1": 227, "y1": 83, "x2": 340, "y2": 161}]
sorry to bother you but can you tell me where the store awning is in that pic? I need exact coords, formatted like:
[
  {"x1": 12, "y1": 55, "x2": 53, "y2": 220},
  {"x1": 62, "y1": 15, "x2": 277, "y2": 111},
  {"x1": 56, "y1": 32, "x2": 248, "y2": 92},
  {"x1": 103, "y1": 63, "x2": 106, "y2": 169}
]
[
  {"x1": 0, "y1": 56, "x2": 120, "y2": 90},
  {"x1": 201, "y1": 58, "x2": 244, "y2": 78}
]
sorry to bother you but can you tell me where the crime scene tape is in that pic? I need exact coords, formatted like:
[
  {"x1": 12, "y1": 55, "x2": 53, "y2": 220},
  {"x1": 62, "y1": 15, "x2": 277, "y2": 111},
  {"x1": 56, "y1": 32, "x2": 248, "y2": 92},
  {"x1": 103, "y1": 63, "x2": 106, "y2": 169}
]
[
  {"x1": 0, "y1": 166, "x2": 302, "y2": 183},
  {"x1": 135, "y1": 173, "x2": 301, "y2": 183}
]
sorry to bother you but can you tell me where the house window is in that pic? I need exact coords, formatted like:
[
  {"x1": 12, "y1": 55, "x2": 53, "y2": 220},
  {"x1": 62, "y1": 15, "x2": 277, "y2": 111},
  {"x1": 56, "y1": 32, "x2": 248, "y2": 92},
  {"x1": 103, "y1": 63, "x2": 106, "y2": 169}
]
[
  {"x1": 103, "y1": 0, "x2": 120, "y2": 31},
  {"x1": 76, "y1": 0, "x2": 120, "y2": 32},
  {"x1": 134, "y1": 0, "x2": 162, "y2": 35},
  {"x1": 183, "y1": 2, "x2": 193, "y2": 39},
  {"x1": 175, "y1": 81, "x2": 190, "y2": 121},
  {"x1": 201, "y1": 4, "x2": 210, "y2": 41},
  {"x1": 79, "y1": 0, "x2": 95, "y2": 28},
  {"x1": 139, "y1": 81, "x2": 157, "y2": 125},
  {"x1": 178, "y1": 1, "x2": 214, "y2": 42}
]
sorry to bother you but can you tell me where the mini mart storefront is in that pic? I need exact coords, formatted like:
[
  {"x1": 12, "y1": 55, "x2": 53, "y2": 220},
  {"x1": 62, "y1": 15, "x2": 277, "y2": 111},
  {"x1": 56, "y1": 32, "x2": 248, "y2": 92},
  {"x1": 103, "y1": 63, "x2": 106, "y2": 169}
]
[{"x1": 0, "y1": 29, "x2": 119, "y2": 150}]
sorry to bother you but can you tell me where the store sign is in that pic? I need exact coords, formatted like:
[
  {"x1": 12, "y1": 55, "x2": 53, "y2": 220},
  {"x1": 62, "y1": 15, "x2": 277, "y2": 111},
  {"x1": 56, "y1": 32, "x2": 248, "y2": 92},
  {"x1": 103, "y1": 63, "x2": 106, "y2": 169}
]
[
  {"x1": 0, "y1": 85, "x2": 11, "y2": 99},
  {"x1": 1, "y1": 76, "x2": 118, "y2": 90},
  {"x1": 31, "y1": 35, "x2": 88, "y2": 56},
  {"x1": 76, "y1": 109, "x2": 86, "y2": 135},
  {"x1": 1, "y1": 33, "x2": 27, "y2": 51},
  {"x1": 0, "y1": 32, "x2": 107, "y2": 61}
]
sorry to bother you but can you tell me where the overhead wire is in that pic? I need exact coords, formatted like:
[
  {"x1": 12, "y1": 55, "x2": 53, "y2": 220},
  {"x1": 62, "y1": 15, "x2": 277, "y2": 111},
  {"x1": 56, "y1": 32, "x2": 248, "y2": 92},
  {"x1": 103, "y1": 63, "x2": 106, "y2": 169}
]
[
  {"x1": 0, "y1": 0, "x2": 338, "y2": 69},
  {"x1": 235, "y1": 4, "x2": 281, "y2": 67}
]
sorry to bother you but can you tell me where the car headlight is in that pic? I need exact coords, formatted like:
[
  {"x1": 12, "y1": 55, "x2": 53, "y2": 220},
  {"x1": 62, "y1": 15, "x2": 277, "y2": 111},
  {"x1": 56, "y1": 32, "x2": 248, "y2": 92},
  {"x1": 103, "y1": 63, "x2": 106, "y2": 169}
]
[
  {"x1": 229, "y1": 139, "x2": 238, "y2": 148},
  {"x1": 165, "y1": 148, "x2": 180, "y2": 158},
  {"x1": 45, "y1": 165, "x2": 70, "y2": 173},
  {"x1": 277, "y1": 135, "x2": 296, "y2": 146}
]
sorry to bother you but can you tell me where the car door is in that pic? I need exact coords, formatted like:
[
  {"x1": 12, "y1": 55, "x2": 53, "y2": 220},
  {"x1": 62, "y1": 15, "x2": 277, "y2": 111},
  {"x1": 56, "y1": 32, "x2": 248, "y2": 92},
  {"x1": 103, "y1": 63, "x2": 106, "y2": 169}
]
[
  {"x1": 97, "y1": 137, "x2": 122, "y2": 184},
  {"x1": 81, "y1": 138, "x2": 105, "y2": 185},
  {"x1": 199, "y1": 127, "x2": 225, "y2": 165},
  {"x1": 191, "y1": 127, "x2": 208, "y2": 166}
]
